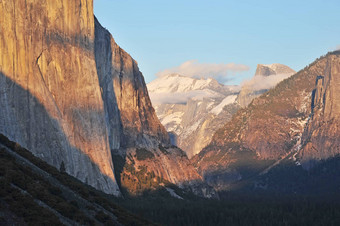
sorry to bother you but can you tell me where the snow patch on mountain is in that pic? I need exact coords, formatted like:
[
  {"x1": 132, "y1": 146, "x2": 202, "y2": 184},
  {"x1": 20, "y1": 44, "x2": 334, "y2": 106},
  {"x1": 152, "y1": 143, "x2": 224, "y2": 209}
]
[
  {"x1": 165, "y1": 187, "x2": 184, "y2": 199},
  {"x1": 148, "y1": 74, "x2": 233, "y2": 104},
  {"x1": 161, "y1": 112, "x2": 184, "y2": 125},
  {"x1": 149, "y1": 89, "x2": 223, "y2": 104},
  {"x1": 148, "y1": 74, "x2": 221, "y2": 94},
  {"x1": 211, "y1": 95, "x2": 238, "y2": 115}
]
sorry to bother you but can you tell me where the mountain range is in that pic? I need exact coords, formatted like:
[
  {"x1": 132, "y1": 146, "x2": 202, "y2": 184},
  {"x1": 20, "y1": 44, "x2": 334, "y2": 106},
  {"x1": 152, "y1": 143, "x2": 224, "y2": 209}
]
[{"x1": 148, "y1": 64, "x2": 296, "y2": 158}]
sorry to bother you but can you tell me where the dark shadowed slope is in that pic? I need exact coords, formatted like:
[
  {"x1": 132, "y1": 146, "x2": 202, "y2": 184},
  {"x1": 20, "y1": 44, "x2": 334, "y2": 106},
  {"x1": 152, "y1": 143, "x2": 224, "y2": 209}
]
[{"x1": 0, "y1": 133, "x2": 152, "y2": 225}]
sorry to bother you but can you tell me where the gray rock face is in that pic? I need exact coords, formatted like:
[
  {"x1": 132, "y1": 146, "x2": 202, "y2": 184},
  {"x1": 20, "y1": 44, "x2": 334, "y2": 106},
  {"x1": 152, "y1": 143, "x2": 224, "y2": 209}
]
[{"x1": 255, "y1": 63, "x2": 295, "y2": 76}]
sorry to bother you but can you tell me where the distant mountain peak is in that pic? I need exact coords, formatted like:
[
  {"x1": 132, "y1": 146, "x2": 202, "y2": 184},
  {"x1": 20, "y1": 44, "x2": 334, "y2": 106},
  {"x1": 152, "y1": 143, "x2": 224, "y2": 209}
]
[
  {"x1": 148, "y1": 74, "x2": 227, "y2": 94},
  {"x1": 255, "y1": 63, "x2": 296, "y2": 76},
  {"x1": 237, "y1": 63, "x2": 295, "y2": 107}
]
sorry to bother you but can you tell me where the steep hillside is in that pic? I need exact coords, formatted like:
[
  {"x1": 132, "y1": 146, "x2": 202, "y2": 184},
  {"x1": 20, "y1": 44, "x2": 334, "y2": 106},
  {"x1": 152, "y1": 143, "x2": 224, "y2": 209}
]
[
  {"x1": 193, "y1": 52, "x2": 339, "y2": 190},
  {"x1": 0, "y1": 0, "x2": 213, "y2": 197}
]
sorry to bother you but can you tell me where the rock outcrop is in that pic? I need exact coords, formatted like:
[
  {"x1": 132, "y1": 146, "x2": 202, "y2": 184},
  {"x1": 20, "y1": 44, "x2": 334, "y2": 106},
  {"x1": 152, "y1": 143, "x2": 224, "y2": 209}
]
[
  {"x1": 193, "y1": 53, "x2": 339, "y2": 190},
  {"x1": 237, "y1": 64, "x2": 296, "y2": 107},
  {"x1": 0, "y1": 0, "x2": 213, "y2": 197},
  {"x1": 255, "y1": 63, "x2": 295, "y2": 76},
  {"x1": 300, "y1": 53, "x2": 340, "y2": 168}
]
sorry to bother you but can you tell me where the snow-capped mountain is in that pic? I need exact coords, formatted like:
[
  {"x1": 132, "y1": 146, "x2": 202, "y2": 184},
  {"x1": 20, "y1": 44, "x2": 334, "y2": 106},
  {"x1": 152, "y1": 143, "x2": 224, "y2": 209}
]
[
  {"x1": 148, "y1": 73, "x2": 232, "y2": 94},
  {"x1": 148, "y1": 74, "x2": 240, "y2": 158}
]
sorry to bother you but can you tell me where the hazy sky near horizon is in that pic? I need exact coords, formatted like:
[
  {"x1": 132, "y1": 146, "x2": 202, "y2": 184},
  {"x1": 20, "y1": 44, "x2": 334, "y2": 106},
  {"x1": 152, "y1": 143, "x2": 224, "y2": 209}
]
[{"x1": 94, "y1": 0, "x2": 340, "y2": 85}]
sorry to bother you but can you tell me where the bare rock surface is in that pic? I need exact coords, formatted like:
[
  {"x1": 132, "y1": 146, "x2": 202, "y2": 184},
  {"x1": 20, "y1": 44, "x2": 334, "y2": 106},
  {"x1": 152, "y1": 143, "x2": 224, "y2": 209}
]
[{"x1": 0, "y1": 0, "x2": 121, "y2": 195}]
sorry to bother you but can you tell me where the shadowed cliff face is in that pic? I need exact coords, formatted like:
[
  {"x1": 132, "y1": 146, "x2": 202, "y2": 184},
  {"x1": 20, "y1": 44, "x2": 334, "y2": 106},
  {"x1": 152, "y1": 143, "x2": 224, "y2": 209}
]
[
  {"x1": 0, "y1": 72, "x2": 121, "y2": 194},
  {"x1": 193, "y1": 53, "x2": 340, "y2": 190},
  {"x1": 94, "y1": 18, "x2": 169, "y2": 149}
]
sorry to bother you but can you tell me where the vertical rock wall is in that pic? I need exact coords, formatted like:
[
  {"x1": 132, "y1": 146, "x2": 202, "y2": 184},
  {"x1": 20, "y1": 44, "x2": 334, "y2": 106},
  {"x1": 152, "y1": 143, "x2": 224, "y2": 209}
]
[
  {"x1": 0, "y1": 0, "x2": 120, "y2": 195},
  {"x1": 94, "y1": 19, "x2": 169, "y2": 149}
]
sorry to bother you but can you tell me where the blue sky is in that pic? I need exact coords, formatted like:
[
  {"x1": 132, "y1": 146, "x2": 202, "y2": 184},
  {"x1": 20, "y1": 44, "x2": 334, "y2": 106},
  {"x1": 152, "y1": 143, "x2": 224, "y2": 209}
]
[{"x1": 94, "y1": 0, "x2": 340, "y2": 85}]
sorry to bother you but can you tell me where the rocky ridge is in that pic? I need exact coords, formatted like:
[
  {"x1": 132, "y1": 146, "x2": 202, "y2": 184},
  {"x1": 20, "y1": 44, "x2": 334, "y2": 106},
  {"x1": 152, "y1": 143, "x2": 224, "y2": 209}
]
[{"x1": 193, "y1": 52, "x2": 340, "y2": 190}]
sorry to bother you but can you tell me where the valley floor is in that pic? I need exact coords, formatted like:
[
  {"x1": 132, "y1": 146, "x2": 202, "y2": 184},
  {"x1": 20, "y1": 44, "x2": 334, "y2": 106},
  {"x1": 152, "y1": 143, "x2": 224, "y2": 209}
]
[
  {"x1": 2, "y1": 132, "x2": 340, "y2": 226},
  {"x1": 117, "y1": 191, "x2": 340, "y2": 226}
]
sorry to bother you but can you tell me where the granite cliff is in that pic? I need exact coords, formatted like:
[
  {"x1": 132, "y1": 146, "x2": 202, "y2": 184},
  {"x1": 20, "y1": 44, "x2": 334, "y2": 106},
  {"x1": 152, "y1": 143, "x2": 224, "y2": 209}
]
[
  {"x1": 0, "y1": 0, "x2": 213, "y2": 197},
  {"x1": 0, "y1": 0, "x2": 121, "y2": 195},
  {"x1": 300, "y1": 53, "x2": 340, "y2": 168}
]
